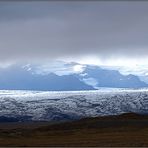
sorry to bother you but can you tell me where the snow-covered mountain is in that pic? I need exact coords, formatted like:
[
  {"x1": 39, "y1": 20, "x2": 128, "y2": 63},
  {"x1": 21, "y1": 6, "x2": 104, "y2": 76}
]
[
  {"x1": 0, "y1": 89, "x2": 148, "y2": 122},
  {"x1": 78, "y1": 65, "x2": 148, "y2": 88},
  {"x1": 0, "y1": 64, "x2": 94, "y2": 91},
  {"x1": 0, "y1": 62, "x2": 147, "y2": 91}
]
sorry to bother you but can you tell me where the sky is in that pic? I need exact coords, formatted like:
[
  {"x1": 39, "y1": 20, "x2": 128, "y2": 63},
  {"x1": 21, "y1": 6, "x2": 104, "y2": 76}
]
[{"x1": 0, "y1": 1, "x2": 148, "y2": 68}]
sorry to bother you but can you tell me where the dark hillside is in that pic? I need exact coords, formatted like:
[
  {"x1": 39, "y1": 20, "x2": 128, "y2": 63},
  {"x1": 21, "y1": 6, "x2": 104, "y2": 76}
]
[{"x1": 0, "y1": 113, "x2": 148, "y2": 146}]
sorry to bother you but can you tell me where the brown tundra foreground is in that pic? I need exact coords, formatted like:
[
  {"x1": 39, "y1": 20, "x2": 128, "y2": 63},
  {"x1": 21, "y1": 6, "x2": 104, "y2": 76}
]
[{"x1": 0, "y1": 113, "x2": 148, "y2": 147}]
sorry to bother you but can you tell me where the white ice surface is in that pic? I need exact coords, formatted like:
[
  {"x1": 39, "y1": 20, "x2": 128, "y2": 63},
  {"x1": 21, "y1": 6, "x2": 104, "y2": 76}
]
[{"x1": 0, "y1": 88, "x2": 148, "y2": 121}]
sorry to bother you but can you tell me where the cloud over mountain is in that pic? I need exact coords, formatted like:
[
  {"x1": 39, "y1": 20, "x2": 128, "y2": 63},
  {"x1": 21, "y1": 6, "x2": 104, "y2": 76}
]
[{"x1": 0, "y1": 2, "x2": 148, "y2": 63}]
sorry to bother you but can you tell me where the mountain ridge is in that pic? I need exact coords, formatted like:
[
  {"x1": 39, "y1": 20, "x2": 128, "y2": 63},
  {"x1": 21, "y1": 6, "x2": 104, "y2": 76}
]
[{"x1": 0, "y1": 63, "x2": 147, "y2": 90}]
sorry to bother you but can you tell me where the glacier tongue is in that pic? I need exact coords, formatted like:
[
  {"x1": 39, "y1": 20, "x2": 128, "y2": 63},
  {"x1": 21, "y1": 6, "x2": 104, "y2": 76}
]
[{"x1": 0, "y1": 89, "x2": 148, "y2": 121}]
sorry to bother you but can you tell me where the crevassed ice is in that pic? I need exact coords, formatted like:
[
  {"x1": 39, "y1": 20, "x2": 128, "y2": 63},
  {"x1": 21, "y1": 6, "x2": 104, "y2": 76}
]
[{"x1": 0, "y1": 88, "x2": 148, "y2": 121}]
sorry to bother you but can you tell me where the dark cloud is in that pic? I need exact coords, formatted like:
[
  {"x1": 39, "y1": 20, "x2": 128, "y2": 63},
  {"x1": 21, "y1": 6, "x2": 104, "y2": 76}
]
[{"x1": 0, "y1": 1, "x2": 148, "y2": 63}]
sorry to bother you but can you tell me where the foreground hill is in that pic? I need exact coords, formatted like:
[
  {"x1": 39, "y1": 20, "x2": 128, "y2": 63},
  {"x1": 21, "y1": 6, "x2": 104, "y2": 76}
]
[{"x1": 0, "y1": 113, "x2": 148, "y2": 146}]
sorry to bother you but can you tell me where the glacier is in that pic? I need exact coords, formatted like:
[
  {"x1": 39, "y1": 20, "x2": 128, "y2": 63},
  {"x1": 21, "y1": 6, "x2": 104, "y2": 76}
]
[{"x1": 0, "y1": 88, "x2": 148, "y2": 121}]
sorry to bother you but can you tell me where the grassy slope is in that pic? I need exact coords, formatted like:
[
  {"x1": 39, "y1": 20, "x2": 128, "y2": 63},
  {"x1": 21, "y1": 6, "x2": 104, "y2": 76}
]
[{"x1": 0, "y1": 113, "x2": 148, "y2": 146}]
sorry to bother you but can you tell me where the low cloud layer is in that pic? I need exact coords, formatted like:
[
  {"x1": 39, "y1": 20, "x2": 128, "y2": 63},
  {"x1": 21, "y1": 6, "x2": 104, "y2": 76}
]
[{"x1": 0, "y1": 2, "x2": 148, "y2": 63}]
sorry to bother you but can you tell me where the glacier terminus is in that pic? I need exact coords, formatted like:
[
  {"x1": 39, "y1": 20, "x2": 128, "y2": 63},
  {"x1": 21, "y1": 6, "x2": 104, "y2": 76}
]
[{"x1": 0, "y1": 89, "x2": 148, "y2": 122}]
